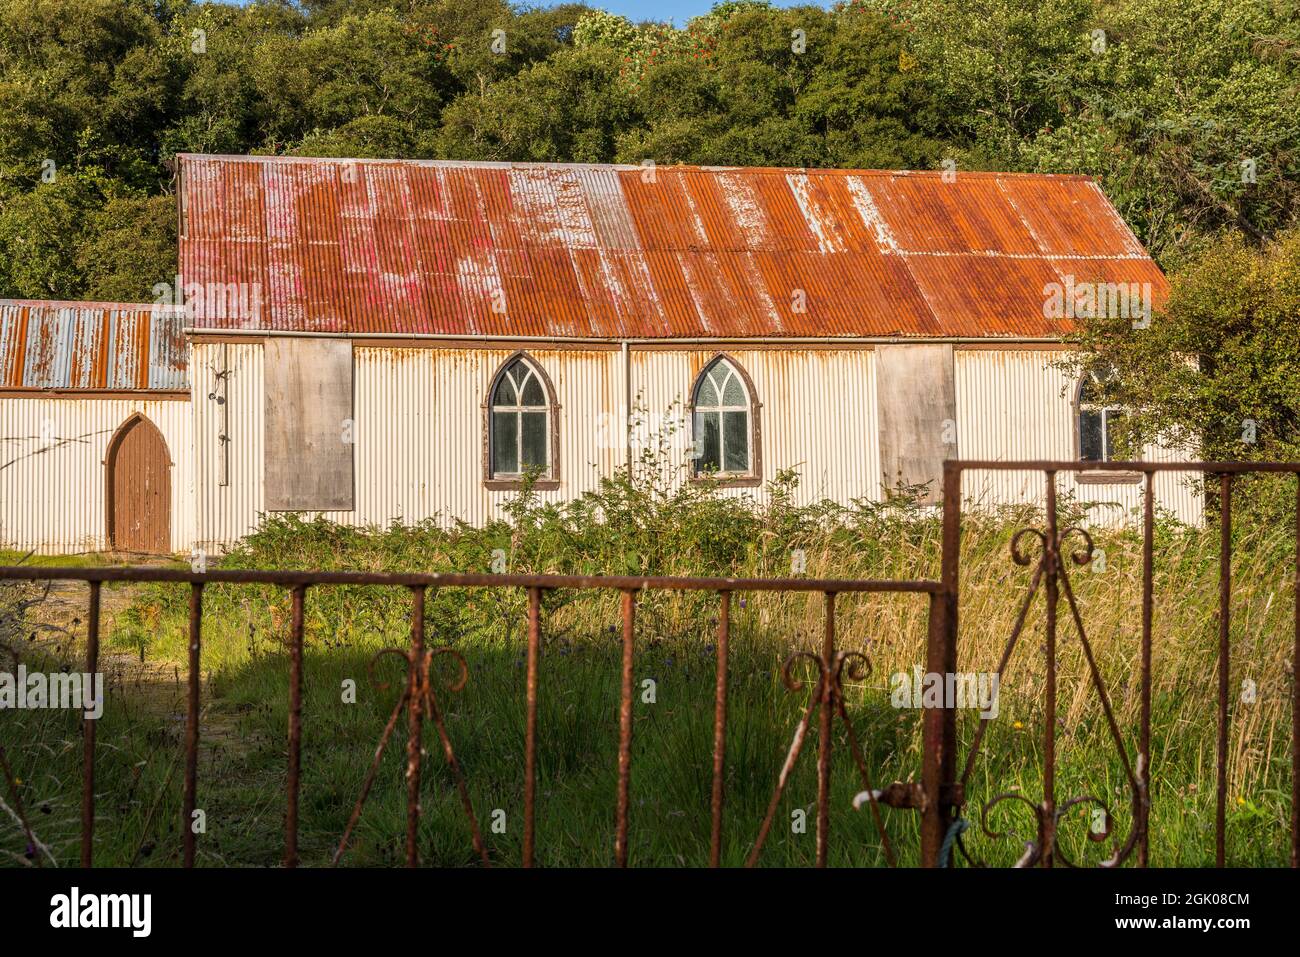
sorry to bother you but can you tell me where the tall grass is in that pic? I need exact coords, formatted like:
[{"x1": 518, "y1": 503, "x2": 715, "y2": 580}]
[{"x1": 4, "y1": 453, "x2": 1296, "y2": 867}]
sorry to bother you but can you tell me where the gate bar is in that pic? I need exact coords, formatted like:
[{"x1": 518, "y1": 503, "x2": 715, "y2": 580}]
[
  {"x1": 406, "y1": 586, "x2": 425, "y2": 868},
  {"x1": 285, "y1": 584, "x2": 306, "y2": 868},
  {"x1": 183, "y1": 583, "x2": 203, "y2": 868},
  {"x1": 0, "y1": 565, "x2": 937, "y2": 592},
  {"x1": 1217, "y1": 475, "x2": 1232, "y2": 867},
  {"x1": 922, "y1": 461, "x2": 962, "y2": 867},
  {"x1": 1140, "y1": 471, "x2": 1154, "y2": 867},
  {"x1": 523, "y1": 586, "x2": 541, "y2": 869},
  {"x1": 1042, "y1": 472, "x2": 1059, "y2": 868},
  {"x1": 615, "y1": 589, "x2": 636, "y2": 867},
  {"x1": 81, "y1": 580, "x2": 101, "y2": 867},
  {"x1": 710, "y1": 590, "x2": 731, "y2": 868},
  {"x1": 816, "y1": 591, "x2": 836, "y2": 867}
]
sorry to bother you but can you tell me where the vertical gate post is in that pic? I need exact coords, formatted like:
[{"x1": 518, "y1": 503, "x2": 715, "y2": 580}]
[
  {"x1": 922, "y1": 462, "x2": 961, "y2": 866},
  {"x1": 182, "y1": 582, "x2": 203, "y2": 868},
  {"x1": 405, "y1": 586, "x2": 426, "y2": 868},
  {"x1": 1041, "y1": 472, "x2": 1059, "y2": 868}
]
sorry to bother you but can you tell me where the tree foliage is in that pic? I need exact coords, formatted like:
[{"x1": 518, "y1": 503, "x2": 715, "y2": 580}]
[{"x1": 1065, "y1": 228, "x2": 1300, "y2": 504}]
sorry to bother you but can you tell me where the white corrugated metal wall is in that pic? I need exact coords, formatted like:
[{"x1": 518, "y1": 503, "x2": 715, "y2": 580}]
[
  {"x1": 954, "y1": 349, "x2": 1203, "y2": 525},
  {"x1": 631, "y1": 348, "x2": 882, "y2": 506},
  {"x1": 189, "y1": 340, "x2": 1200, "y2": 553},
  {"x1": 192, "y1": 343, "x2": 624, "y2": 551},
  {"x1": 0, "y1": 396, "x2": 194, "y2": 554}
]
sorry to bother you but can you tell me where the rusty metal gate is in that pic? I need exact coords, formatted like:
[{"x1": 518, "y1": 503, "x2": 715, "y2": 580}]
[
  {"x1": 2, "y1": 459, "x2": 1298, "y2": 868},
  {"x1": 926, "y1": 460, "x2": 1300, "y2": 869}
]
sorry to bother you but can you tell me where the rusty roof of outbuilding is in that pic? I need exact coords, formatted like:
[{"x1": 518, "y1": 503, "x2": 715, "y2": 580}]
[
  {"x1": 178, "y1": 155, "x2": 1167, "y2": 339},
  {"x1": 0, "y1": 300, "x2": 188, "y2": 391}
]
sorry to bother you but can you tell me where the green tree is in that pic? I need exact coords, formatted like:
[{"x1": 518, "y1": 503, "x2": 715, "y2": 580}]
[
  {"x1": 438, "y1": 44, "x2": 632, "y2": 162},
  {"x1": 0, "y1": 0, "x2": 173, "y2": 194},
  {"x1": 1063, "y1": 229, "x2": 1300, "y2": 513},
  {"x1": 77, "y1": 191, "x2": 176, "y2": 301}
]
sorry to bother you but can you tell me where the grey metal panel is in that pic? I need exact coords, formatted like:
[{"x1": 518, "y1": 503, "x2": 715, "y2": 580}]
[
  {"x1": 953, "y1": 349, "x2": 1203, "y2": 526},
  {"x1": 105, "y1": 311, "x2": 136, "y2": 389},
  {"x1": 0, "y1": 300, "x2": 188, "y2": 390},
  {"x1": 263, "y1": 337, "x2": 354, "y2": 511},
  {"x1": 23, "y1": 310, "x2": 65, "y2": 388},
  {"x1": 876, "y1": 343, "x2": 955, "y2": 504},
  {"x1": 149, "y1": 310, "x2": 190, "y2": 390}
]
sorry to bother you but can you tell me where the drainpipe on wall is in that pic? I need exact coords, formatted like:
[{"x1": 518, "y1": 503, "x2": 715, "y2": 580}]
[
  {"x1": 622, "y1": 340, "x2": 632, "y2": 476},
  {"x1": 212, "y1": 343, "x2": 229, "y2": 487}
]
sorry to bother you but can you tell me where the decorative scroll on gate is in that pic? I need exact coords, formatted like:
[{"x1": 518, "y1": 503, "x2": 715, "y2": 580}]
[
  {"x1": 950, "y1": 520, "x2": 1144, "y2": 867},
  {"x1": 929, "y1": 459, "x2": 1300, "y2": 870}
]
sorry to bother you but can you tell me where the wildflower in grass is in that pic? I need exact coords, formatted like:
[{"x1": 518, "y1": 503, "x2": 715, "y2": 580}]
[{"x1": 1013, "y1": 721, "x2": 1024, "y2": 729}]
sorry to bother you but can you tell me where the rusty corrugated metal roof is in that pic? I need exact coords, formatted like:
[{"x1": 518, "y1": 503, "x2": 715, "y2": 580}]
[
  {"x1": 177, "y1": 155, "x2": 1168, "y2": 339},
  {"x1": 0, "y1": 300, "x2": 188, "y2": 391}
]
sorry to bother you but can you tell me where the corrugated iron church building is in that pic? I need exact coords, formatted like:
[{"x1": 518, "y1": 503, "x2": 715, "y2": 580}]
[{"x1": 1, "y1": 156, "x2": 1200, "y2": 556}]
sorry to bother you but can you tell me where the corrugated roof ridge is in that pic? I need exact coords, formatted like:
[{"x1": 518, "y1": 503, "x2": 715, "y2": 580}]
[{"x1": 177, "y1": 153, "x2": 1096, "y2": 182}]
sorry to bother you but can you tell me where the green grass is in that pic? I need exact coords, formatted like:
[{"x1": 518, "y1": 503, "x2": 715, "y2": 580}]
[{"x1": 3, "y1": 462, "x2": 1295, "y2": 867}]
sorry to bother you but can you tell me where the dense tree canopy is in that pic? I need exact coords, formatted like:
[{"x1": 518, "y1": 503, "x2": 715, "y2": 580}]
[{"x1": 1, "y1": 0, "x2": 1295, "y2": 302}]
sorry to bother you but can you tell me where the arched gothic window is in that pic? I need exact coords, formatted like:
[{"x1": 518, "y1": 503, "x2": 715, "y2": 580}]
[
  {"x1": 488, "y1": 355, "x2": 555, "y2": 482},
  {"x1": 1078, "y1": 368, "x2": 1126, "y2": 463},
  {"x1": 691, "y1": 357, "x2": 757, "y2": 479}
]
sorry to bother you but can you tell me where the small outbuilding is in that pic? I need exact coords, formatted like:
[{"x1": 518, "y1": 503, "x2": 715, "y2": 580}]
[{"x1": 0, "y1": 300, "x2": 191, "y2": 554}]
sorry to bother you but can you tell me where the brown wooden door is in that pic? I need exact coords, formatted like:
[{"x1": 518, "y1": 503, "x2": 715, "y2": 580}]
[{"x1": 108, "y1": 416, "x2": 171, "y2": 553}]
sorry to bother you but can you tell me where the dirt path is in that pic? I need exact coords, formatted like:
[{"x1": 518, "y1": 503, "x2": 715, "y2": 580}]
[{"x1": 7, "y1": 572, "x2": 245, "y2": 765}]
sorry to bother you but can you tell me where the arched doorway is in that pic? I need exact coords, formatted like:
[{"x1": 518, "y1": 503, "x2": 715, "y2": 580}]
[{"x1": 106, "y1": 415, "x2": 171, "y2": 553}]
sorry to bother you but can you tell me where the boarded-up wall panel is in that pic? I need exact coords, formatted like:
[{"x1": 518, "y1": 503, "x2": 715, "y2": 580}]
[
  {"x1": 876, "y1": 344, "x2": 954, "y2": 503},
  {"x1": 263, "y1": 337, "x2": 354, "y2": 511}
]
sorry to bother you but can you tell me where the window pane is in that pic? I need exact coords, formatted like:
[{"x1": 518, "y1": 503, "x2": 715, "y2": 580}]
[
  {"x1": 494, "y1": 373, "x2": 517, "y2": 407},
  {"x1": 723, "y1": 411, "x2": 749, "y2": 472},
  {"x1": 721, "y1": 370, "x2": 745, "y2": 405},
  {"x1": 1079, "y1": 410, "x2": 1104, "y2": 461},
  {"x1": 696, "y1": 374, "x2": 718, "y2": 408},
  {"x1": 1105, "y1": 410, "x2": 1126, "y2": 461},
  {"x1": 493, "y1": 411, "x2": 519, "y2": 474},
  {"x1": 694, "y1": 411, "x2": 720, "y2": 473},
  {"x1": 520, "y1": 373, "x2": 545, "y2": 406},
  {"x1": 521, "y1": 411, "x2": 548, "y2": 469}
]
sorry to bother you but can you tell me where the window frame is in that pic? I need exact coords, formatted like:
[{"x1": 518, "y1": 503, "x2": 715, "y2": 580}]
[
  {"x1": 483, "y1": 352, "x2": 561, "y2": 491},
  {"x1": 1073, "y1": 368, "x2": 1142, "y2": 485},
  {"x1": 688, "y1": 354, "x2": 762, "y2": 488}
]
